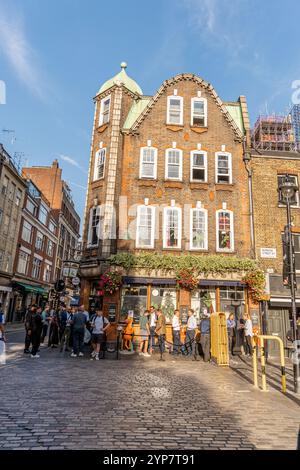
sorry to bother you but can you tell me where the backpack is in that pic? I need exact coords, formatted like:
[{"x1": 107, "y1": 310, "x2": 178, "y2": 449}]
[{"x1": 73, "y1": 312, "x2": 86, "y2": 330}]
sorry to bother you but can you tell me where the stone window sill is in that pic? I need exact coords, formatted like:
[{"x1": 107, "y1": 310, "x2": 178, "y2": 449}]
[
  {"x1": 215, "y1": 184, "x2": 234, "y2": 191},
  {"x1": 190, "y1": 182, "x2": 209, "y2": 190},
  {"x1": 166, "y1": 124, "x2": 184, "y2": 132},
  {"x1": 97, "y1": 123, "x2": 109, "y2": 133},
  {"x1": 164, "y1": 181, "x2": 183, "y2": 189},
  {"x1": 190, "y1": 126, "x2": 208, "y2": 134},
  {"x1": 138, "y1": 179, "x2": 157, "y2": 187}
]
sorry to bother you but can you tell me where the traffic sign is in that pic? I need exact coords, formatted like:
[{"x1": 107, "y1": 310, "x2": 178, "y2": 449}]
[{"x1": 72, "y1": 277, "x2": 80, "y2": 286}]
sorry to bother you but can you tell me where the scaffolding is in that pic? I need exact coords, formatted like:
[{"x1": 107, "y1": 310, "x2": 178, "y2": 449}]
[
  {"x1": 251, "y1": 114, "x2": 297, "y2": 152},
  {"x1": 290, "y1": 104, "x2": 300, "y2": 145}
]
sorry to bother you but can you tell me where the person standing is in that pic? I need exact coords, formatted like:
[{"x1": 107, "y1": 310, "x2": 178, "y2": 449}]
[
  {"x1": 0, "y1": 305, "x2": 6, "y2": 365},
  {"x1": 90, "y1": 310, "x2": 110, "y2": 360},
  {"x1": 237, "y1": 316, "x2": 246, "y2": 355},
  {"x1": 244, "y1": 313, "x2": 253, "y2": 357},
  {"x1": 200, "y1": 312, "x2": 211, "y2": 362},
  {"x1": 48, "y1": 309, "x2": 59, "y2": 348},
  {"x1": 172, "y1": 309, "x2": 181, "y2": 355},
  {"x1": 155, "y1": 309, "x2": 166, "y2": 361},
  {"x1": 24, "y1": 305, "x2": 35, "y2": 354},
  {"x1": 71, "y1": 307, "x2": 87, "y2": 357},
  {"x1": 227, "y1": 312, "x2": 236, "y2": 358},
  {"x1": 40, "y1": 305, "x2": 50, "y2": 344},
  {"x1": 58, "y1": 304, "x2": 67, "y2": 343},
  {"x1": 60, "y1": 307, "x2": 73, "y2": 352},
  {"x1": 30, "y1": 307, "x2": 43, "y2": 358},
  {"x1": 139, "y1": 310, "x2": 150, "y2": 357},
  {"x1": 186, "y1": 309, "x2": 197, "y2": 359},
  {"x1": 148, "y1": 306, "x2": 157, "y2": 354}
]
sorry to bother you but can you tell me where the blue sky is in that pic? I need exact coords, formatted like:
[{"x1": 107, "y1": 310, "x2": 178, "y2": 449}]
[{"x1": 1, "y1": 0, "x2": 300, "y2": 226}]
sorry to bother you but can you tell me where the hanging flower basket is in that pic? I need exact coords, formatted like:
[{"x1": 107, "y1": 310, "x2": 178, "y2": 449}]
[
  {"x1": 176, "y1": 269, "x2": 199, "y2": 291},
  {"x1": 99, "y1": 271, "x2": 123, "y2": 295},
  {"x1": 242, "y1": 270, "x2": 266, "y2": 303}
]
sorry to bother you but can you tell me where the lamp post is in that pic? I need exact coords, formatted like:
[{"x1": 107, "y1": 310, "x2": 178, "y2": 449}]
[{"x1": 279, "y1": 174, "x2": 300, "y2": 393}]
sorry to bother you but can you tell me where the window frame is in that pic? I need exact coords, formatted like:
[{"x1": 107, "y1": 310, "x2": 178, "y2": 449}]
[
  {"x1": 93, "y1": 148, "x2": 106, "y2": 181},
  {"x1": 165, "y1": 148, "x2": 183, "y2": 181},
  {"x1": 191, "y1": 97, "x2": 207, "y2": 127},
  {"x1": 43, "y1": 263, "x2": 52, "y2": 282},
  {"x1": 216, "y1": 209, "x2": 234, "y2": 252},
  {"x1": 136, "y1": 205, "x2": 156, "y2": 249},
  {"x1": 215, "y1": 152, "x2": 232, "y2": 184},
  {"x1": 17, "y1": 250, "x2": 29, "y2": 275},
  {"x1": 190, "y1": 150, "x2": 208, "y2": 182},
  {"x1": 38, "y1": 204, "x2": 48, "y2": 225},
  {"x1": 99, "y1": 95, "x2": 111, "y2": 126},
  {"x1": 163, "y1": 206, "x2": 182, "y2": 249},
  {"x1": 32, "y1": 257, "x2": 42, "y2": 279},
  {"x1": 139, "y1": 147, "x2": 158, "y2": 180},
  {"x1": 166, "y1": 95, "x2": 183, "y2": 126},
  {"x1": 190, "y1": 207, "x2": 208, "y2": 251},
  {"x1": 35, "y1": 232, "x2": 44, "y2": 251},
  {"x1": 22, "y1": 220, "x2": 33, "y2": 243},
  {"x1": 87, "y1": 205, "x2": 101, "y2": 247}
]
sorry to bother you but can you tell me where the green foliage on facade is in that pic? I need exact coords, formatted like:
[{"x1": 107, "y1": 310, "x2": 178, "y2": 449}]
[{"x1": 108, "y1": 252, "x2": 258, "y2": 275}]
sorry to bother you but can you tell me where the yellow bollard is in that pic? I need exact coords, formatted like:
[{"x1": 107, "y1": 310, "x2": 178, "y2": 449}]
[
  {"x1": 252, "y1": 336, "x2": 258, "y2": 389},
  {"x1": 257, "y1": 335, "x2": 287, "y2": 394},
  {"x1": 260, "y1": 337, "x2": 268, "y2": 392}
]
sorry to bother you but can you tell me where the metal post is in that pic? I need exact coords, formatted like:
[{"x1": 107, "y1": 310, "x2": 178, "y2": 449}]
[
  {"x1": 286, "y1": 198, "x2": 300, "y2": 394},
  {"x1": 252, "y1": 336, "x2": 258, "y2": 388},
  {"x1": 260, "y1": 337, "x2": 268, "y2": 392}
]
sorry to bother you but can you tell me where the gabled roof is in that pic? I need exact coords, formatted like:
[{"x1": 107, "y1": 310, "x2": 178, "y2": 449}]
[
  {"x1": 126, "y1": 73, "x2": 245, "y2": 141},
  {"x1": 123, "y1": 97, "x2": 152, "y2": 130}
]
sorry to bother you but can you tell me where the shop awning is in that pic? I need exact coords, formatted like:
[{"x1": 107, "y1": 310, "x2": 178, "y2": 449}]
[
  {"x1": 199, "y1": 280, "x2": 245, "y2": 287},
  {"x1": 123, "y1": 277, "x2": 176, "y2": 285},
  {"x1": 269, "y1": 297, "x2": 300, "y2": 307},
  {"x1": 14, "y1": 282, "x2": 48, "y2": 295}
]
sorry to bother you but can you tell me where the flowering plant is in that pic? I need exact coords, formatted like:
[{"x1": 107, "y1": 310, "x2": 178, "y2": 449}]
[
  {"x1": 242, "y1": 270, "x2": 266, "y2": 303},
  {"x1": 98, "y1": 271, "x2": 123, "y2": 295},
  {"x1": 176, "y1": 269, "x2": 199, "y2": 291}
]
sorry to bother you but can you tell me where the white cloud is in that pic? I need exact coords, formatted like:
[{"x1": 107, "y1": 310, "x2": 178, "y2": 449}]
[
  {"x1": 0, "y1": 5, "x2": 45, "y2": 99},
  {"x1": 67, "y1": 181, "x2": 87, "y2": 191},
  {"x1": 59, "y1": 154, "x2": 87, "y2": 173}
]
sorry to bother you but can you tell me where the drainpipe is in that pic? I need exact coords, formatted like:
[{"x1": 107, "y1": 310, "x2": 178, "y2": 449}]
[{"x1": 243, "y1": 138, "x2": 255, "y2": 258}]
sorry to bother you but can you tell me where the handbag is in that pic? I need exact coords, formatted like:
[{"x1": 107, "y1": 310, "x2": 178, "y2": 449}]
[{"x1": 84, "y1": 327, "x2": 91, "y2": 344}]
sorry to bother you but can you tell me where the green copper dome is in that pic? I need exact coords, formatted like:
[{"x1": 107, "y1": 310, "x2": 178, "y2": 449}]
[{"x1": 97, "y1": 62, "x2": 143, "y2": 95}]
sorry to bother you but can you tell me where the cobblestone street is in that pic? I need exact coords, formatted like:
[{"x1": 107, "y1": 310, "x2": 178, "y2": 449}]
[{"x1": 0, "y1": 328, "x2": 299, "y2": 450}]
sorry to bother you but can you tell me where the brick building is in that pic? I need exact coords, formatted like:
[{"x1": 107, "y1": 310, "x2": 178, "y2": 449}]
[
  {"x1": 22, "y1": 160, "x2": 81, "y2": 281},
  {"x1": 0, "y1": 144, "x2": 26, "y2": 318},
  {"x1": 9, "y1": 179, "x2": 59, "y2": 320},
  {"x1": 80, "y1": 63, "x2": 255, "y2": 329},
  {"x1": 249, "y1": 148, "x2": 300, "y2": 354}
]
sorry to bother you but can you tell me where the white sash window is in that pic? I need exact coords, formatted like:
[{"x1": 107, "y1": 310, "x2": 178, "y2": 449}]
[
  {"x1": 136, "y1": 205, "x2": 155, "y2": 248},
  {"x1": 190, "y1": 208, "x2": 208, "y2": 250}
]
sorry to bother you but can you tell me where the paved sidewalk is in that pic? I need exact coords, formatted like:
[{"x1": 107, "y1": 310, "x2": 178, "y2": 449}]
[{"x1": 0, "y1": 330, "x2": 299, "y2": 450}]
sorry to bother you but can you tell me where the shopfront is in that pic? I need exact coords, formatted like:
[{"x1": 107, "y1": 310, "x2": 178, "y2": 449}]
[
  {"x1": 9, "y1": 282, "x2": 49, "y2": 321},
  {"x1": 119, "y1": 278, "x2": 247, "y2": 324}
]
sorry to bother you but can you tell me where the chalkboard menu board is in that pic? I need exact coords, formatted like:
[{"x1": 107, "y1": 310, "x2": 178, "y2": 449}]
[
  {"x1": 180, "y1": 305, "x2": 189, "y2": 325},
  {"x1": 108, "y1": 304, "x2": 117, "y2": 323},
  {"x1": 250, "y1": 309, "x2": 259, "y2": 326}
]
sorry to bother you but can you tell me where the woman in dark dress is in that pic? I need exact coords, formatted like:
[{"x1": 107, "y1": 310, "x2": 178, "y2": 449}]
[{"x1": 48, "y1": 310, "x2": 59, "y2": 348}]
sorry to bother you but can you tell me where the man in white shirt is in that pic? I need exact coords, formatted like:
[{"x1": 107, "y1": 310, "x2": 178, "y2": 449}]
[
  {"x1": 186, "y1": 309, "x2": 197, "y2": 359},
  {"x1": 90, "y1": 310, "x2": 110, "y2": 360},
  {"x1": 172, "y1": 309, "x2": 181, "y2": 355},
  {"x1": 148, "y1": 305, "x2": 157, "y2": 354}
]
